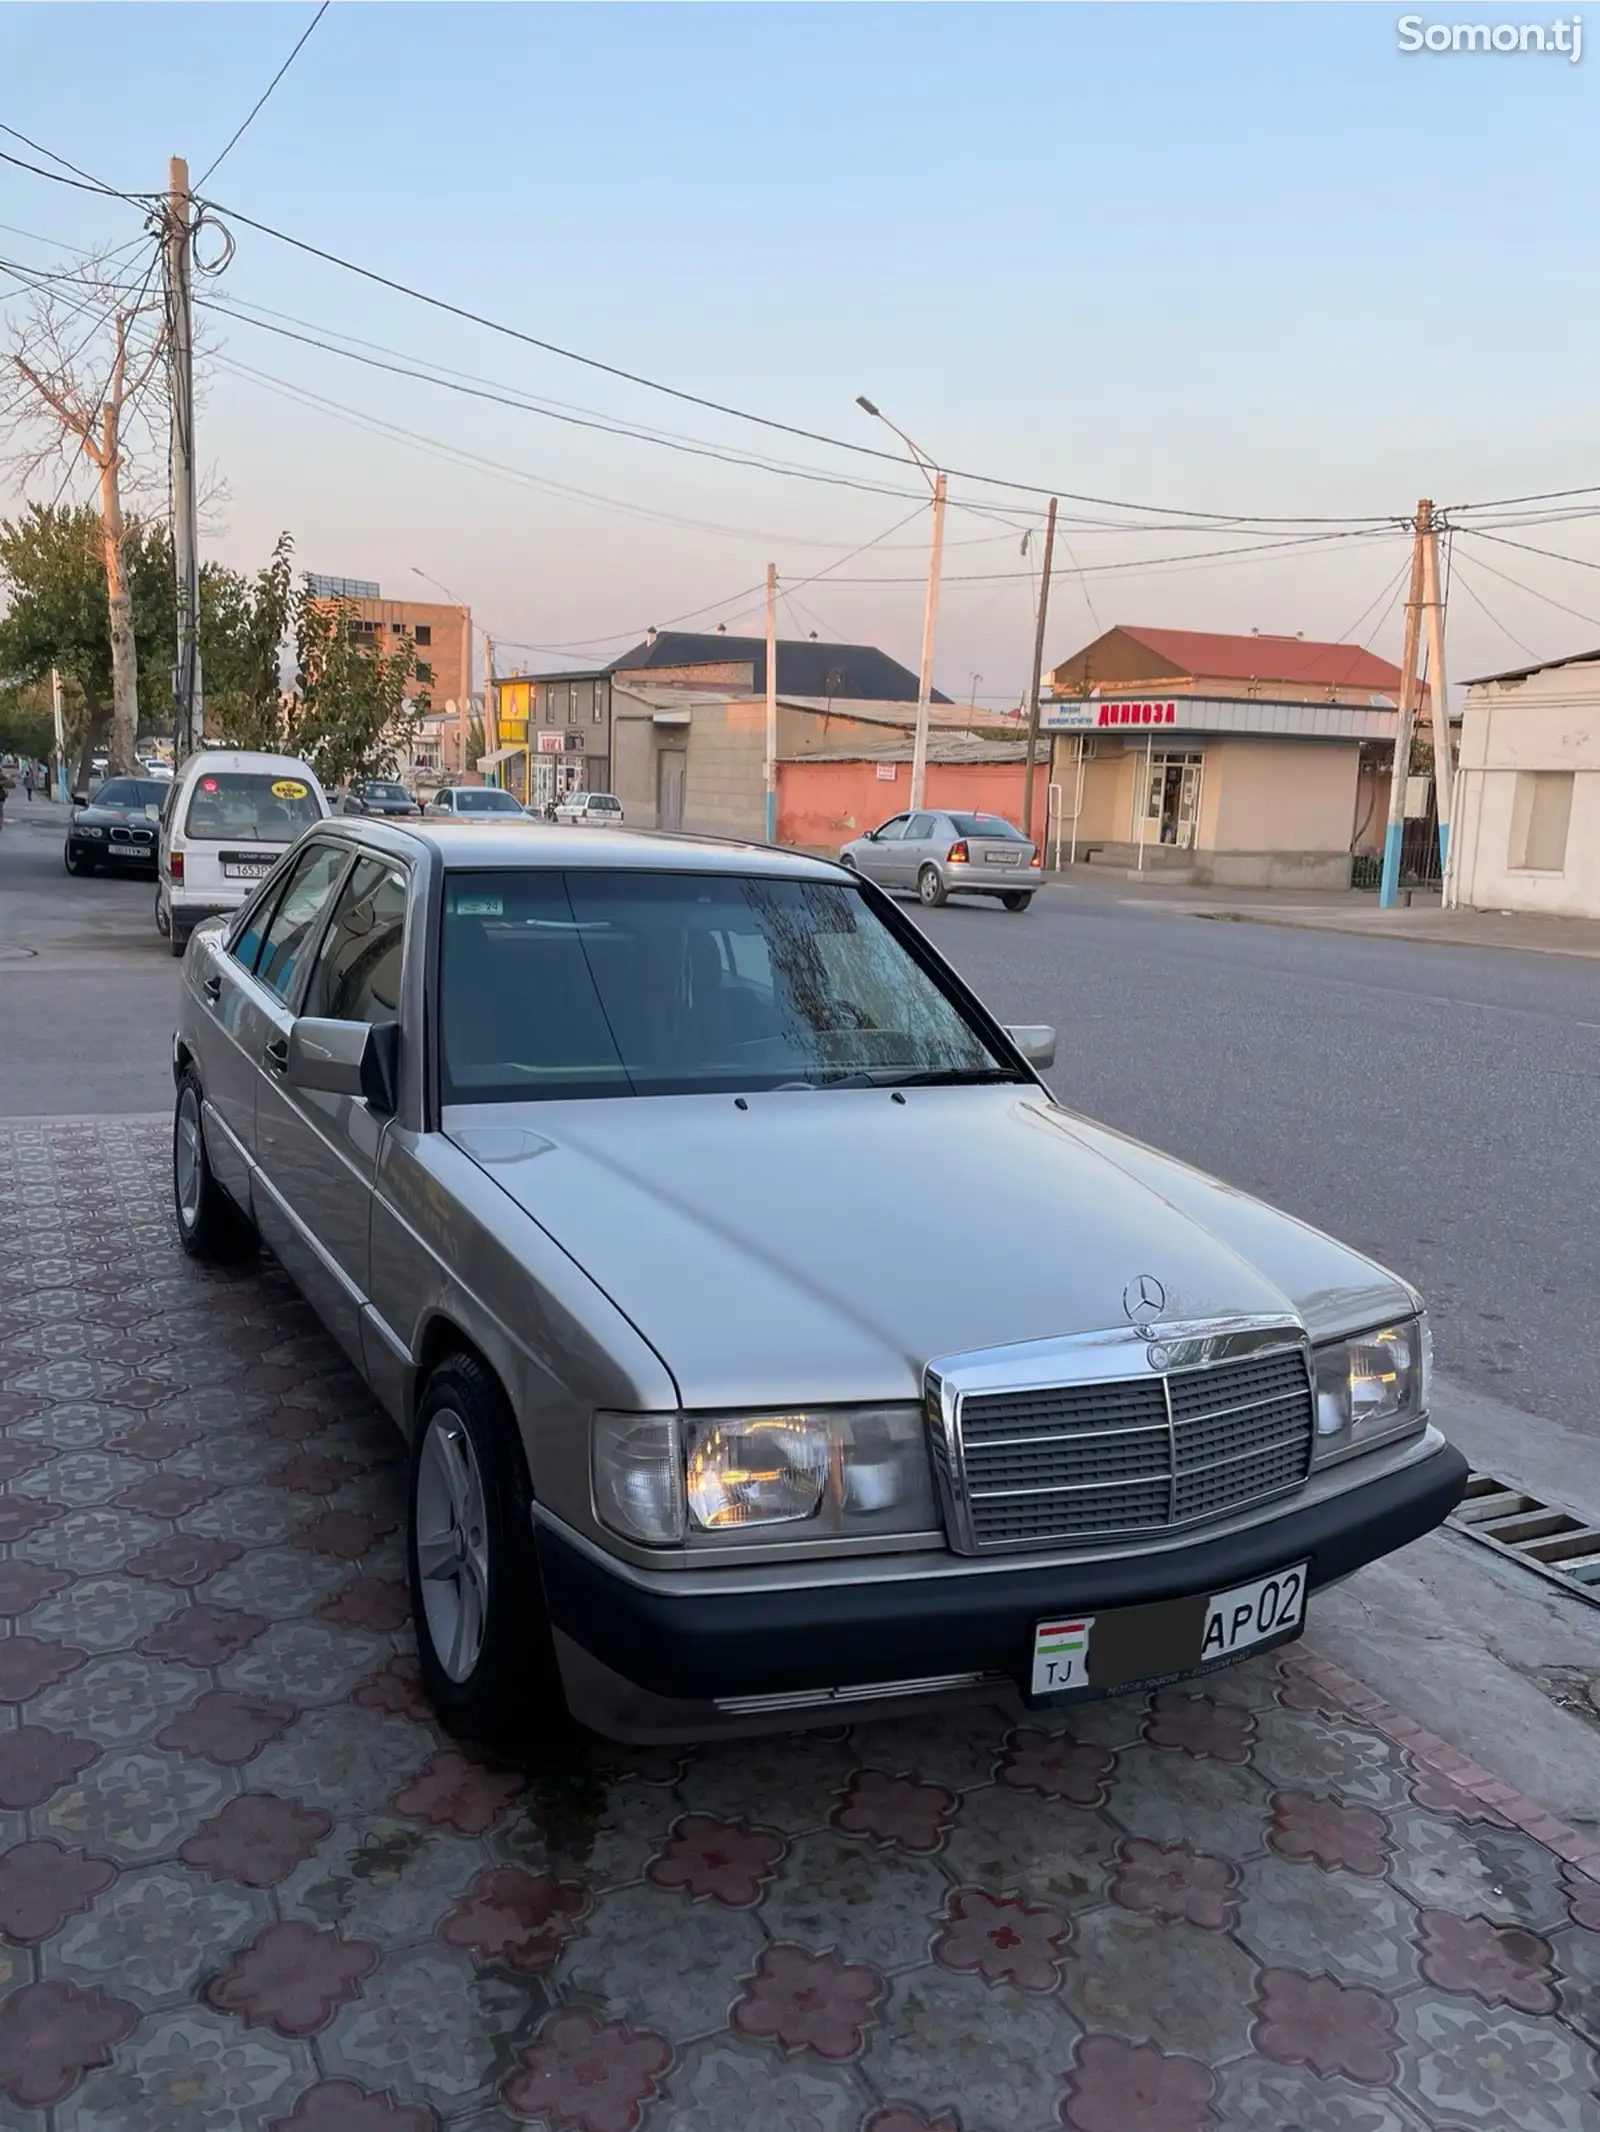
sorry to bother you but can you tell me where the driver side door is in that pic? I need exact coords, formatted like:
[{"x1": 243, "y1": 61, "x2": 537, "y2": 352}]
[{"x1": 856, "y1": 814, "x2": 909, "y2": 885}]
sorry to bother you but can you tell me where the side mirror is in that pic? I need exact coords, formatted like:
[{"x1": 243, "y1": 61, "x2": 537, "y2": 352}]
[
  {"x1": 71, "y1": 792, "x2": 88, "y2": 807},
  {"x1": 285, "y1": 1017, "x2": 397, "y2": 1113},
  {"x1": 1004, "y1": 1024, "x2": 1056, "y2": 1071}
]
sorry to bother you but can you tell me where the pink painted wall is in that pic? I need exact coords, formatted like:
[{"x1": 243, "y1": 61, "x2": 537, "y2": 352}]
[{"x1": 778, "y1": 759, "x2": 1047, "y2": 855}]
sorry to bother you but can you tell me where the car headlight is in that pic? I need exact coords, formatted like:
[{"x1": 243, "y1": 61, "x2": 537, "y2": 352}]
[
  {"x1": 593, "y1": 1406, "x2": 939, "y2": 1546},
  {"x1": 1312, "y1": 1316, "x2": 1430, "y2": 1465},
  {"x1": 79, "y1": 825, "x2": 105, "y2": 838}
]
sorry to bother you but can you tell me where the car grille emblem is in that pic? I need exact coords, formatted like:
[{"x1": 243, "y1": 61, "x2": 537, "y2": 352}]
[{"x1": 1122, "y1": 1273, "x2": 1166, "y2": 1330}]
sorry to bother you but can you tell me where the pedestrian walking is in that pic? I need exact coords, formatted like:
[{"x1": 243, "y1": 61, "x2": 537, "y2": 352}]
[
  {"x1": 0, "y1": 770, "x2": 10, "y2": 831},
  {"x1": 23, "y1": 766, "x2": 34, "y2": 802}
]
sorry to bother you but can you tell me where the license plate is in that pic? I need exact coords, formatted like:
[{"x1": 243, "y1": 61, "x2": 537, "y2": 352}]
[
  {"x1": 984, "y1": 851, "x2": 1021, "y2": 865},
  {"x1": 109, "y1": 846, "x2": 147, "y2": 859},
  {"x1": 1030, "y1": 1562, "x2": 1307, "y2": 1698},
  {"x1": 223, "y1": 862, "x2": 273, "y2": 879}
]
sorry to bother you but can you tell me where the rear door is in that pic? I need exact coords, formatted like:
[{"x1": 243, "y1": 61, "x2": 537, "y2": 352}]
[
  {"x1": 188, "y1": 870, "x2": 292, "y2": 1203},
  {"x1": 897, "y1": 811, "x2": 941, "y2": 889}
]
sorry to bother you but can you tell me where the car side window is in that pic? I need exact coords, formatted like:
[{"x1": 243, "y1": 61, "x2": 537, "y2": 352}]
[
  {"x1": 874, "y1": 815, "x2": 909, "y2": 841},
  {"x1": 906, "y1": 814, "x2": 936, "y2": 840},
  {"x1": 251, "y1": 846, "x2": 351, "y2": 1005},
  {"x1": 302, "y1": 858, "x2": 409, "y2": 1025}
]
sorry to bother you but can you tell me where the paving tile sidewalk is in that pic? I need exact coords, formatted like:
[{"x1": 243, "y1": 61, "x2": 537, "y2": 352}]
[
  {"x1": 1, "y1": 1118, "x2": 1598, "y2": 2132},
  {"x1": 1125, "y1": 888, "x2": 1600, "y2": 960}
]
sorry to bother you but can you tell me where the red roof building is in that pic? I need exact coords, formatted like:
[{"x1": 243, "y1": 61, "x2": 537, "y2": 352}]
[{"x1": 1047, "y1": 624, "x2": 1422, "y2": 707}]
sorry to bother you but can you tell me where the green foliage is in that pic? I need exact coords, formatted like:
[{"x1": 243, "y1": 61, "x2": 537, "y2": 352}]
[
  {"x1": 280, "y1": 586, "x2": 421, "y2": 788},
  {"x1": 0, "y1": 504, "x2": 173, "y2": 730},
  {"x1": 0, "y1": 676, "x2": 54, "y2": 760}
]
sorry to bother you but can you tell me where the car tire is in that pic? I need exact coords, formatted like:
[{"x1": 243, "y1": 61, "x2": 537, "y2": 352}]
[
  {"x1": 839, "y1": 851, "x2": 858, "y2": 871},
  {"x1": 64, "y1": 842, "x2": 95, "y2": 876},
  {"x1": 1002, "y1": 892, "x2": 1034, "y2": 913},
  {"x1": 918, "y1": 865, "x2": 947, "y2": 908},
  {"x1": 408, "y1": 1352, "x2": 567, "y2": 1750},
  {"x1": 168, "y1": 918, "x2": 189, "y2": 958},
  {"x1": 172, "y1": 1069, "x2": 256, "y2": 1261}
]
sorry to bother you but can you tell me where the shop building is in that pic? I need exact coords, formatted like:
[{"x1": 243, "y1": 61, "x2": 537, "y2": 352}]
[
  {"x1": 1448, "y1": 649, "x2": 1600, "y2": 918},
  {"x1": 1042, "y1": 625, "x2": 1418, "y2": 889}
]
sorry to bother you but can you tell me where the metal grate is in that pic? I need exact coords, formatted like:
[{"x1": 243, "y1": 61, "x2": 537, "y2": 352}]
[
  {"x1": 960, "y1": 1345, "x2": 1314, "y2": 1549},
  {"x1": 1447, "y1": 1471, "x2": 1600, "y2": 1609}
]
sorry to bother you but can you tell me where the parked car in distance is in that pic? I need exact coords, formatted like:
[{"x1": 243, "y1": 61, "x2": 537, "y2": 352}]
[
  {"x1": 424, "y1": 785, "x2": 528, "y2": 820},
  {"x1": 553, "y1": 791, "x2": 625, "y2": 827},
  {"x1": 64, "y1": 776, "x2": 170, "y2": 876},
  {"x1": 171, "y1": 821, "x2": 1465, "y2": 1749},
  {"x1": 157, "y1": 749, "x2": 329, "y2": 958},
  {"x1": 342, "y1": 779, "x2": 421, "y2": 818},
  {"x1": 841, "y1": 809, "x2": 1043, "y2": 911}
]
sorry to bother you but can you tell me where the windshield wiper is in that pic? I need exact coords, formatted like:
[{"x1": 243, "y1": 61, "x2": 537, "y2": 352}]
[{"x1": 862, "y1": 1066, "x2": 1025, "y2": 1088}]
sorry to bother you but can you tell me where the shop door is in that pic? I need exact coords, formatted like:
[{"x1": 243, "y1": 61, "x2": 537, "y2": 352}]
[
  {"x1": 657, "y1": 750, "x2": 687, "y2": 832},
  {"x1": 1141, "y1": 752, "x2": 1204, "y2": 848}
]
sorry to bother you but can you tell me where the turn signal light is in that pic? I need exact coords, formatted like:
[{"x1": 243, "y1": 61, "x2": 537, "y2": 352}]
[
  {"x1": 947, "y1": 841, "x2": 969, "y2": 863},
  {"x1": 1029, "y1": 848, "x2": 1042, "y2": 868},
  {"x1": 169, "y1": 852, "x2": 184, "y2": 881}
]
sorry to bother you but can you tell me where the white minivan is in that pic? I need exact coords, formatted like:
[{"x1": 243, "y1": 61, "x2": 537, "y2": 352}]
[{"x1": 157, "y1": 750, "x2": 329, "y2": 956}]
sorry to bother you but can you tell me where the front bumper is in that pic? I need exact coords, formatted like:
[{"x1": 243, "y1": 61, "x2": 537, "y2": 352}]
[{"x1": 535, "y1": 1435, "x2": 1467, "y2": 1740}]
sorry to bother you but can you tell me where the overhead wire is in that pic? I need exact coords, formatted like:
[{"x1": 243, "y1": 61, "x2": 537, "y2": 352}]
[
  {"x1": 1444, "y1": 543, "x2": 1600, "y2": 631},
  {"x1": 1447, "y1": 558, "x2": 1542, "y2": 661},
  {"x1": 197, "y1": 2, "x2": 331, "y2": 186}
]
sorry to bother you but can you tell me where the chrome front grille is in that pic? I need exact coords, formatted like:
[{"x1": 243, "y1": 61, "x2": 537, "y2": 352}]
[{"x1": 952, "y1": 1341, "x2": 1314, "y2": 1550}]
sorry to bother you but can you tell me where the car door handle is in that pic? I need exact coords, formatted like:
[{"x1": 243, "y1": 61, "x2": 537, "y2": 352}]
[
  {"x1": 201, "y1": 971, "x2": 222, "y2": 1003},
  {"x1": 265, "y1": 1035, "x2": 290, "y2": 1074}
]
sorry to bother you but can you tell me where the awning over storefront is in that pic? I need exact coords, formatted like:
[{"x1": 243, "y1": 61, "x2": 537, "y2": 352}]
[{"x1": 476, "y1": 745, "x2": 526, "y2": 771}]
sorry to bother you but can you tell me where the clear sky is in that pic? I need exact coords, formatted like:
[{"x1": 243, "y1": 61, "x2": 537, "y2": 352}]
[{"x1": 3, "y1": 1, "x2": 1598, "y2": 700}]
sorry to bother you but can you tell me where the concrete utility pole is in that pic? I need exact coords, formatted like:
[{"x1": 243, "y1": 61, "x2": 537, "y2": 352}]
[
  {"x1": 1379, "y1": 500, "x2": 1429, "y2": 909},
  {"x1": 1021, "y1": 496, "x2": 1058, "y2": 850},
  {"x1": 165, "y1": 157, "x2": 202, "y2": 763},
  {"x1": 1420, "y1": 513, "x2": 1455, "y2": 874},
  {"x1": 911, "y1": 471, "x2": 946, "y2": 811},
  {"x1": 482, "y1": 633, "x2": 496, "y2": 756},
  {"x1": 764, "y1": 562, "x2": 778, "y2": 842}
]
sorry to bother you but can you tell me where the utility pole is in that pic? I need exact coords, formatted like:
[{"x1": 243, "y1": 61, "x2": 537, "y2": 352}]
[
  {"x1": 764, "y1": 562, "x2": 778, "y2": 842},
  {"x1": 1379, "y1": 500, "x2": 1429, "y2": 909},
  {"x1": 165, "y1": 157, "x2": 202, "y2": 764},
  {"x1": 1021, "y1": 496, "x2": 1058, "y2": 850},
  {"x1": 50, "y1": 665, "x2": 68, "y2": 802},
  {"x1": 1419, "y1": 511, "x2": 1455, "y2": 874},
  {"x1": 910, "y1": 471, "x2": 947, "y2": 810}
]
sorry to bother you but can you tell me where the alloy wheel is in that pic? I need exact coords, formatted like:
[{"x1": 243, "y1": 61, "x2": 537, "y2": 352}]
[
  {"x1": 415, "y1": 1409, "x2": 491, "y2": 1682},
  {"x1": 174, "y1": 1086, "x2": 203, "y2": 1232}
]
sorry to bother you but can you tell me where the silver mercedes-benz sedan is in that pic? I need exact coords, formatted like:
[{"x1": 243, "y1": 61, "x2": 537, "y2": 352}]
[{"x1": 171, "y1": 819, "x2": 1465, "y2": 1746}]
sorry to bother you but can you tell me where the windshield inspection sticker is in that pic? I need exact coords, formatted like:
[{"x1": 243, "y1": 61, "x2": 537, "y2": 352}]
[
  {"x1": 270, "y1": 778, "x2": 309, "y2": 800},
  {"x1": 451, "y1": 894, "x2": 504, "y2": 917},
  {"x1": 1032, "y1": 1617, "x2": 1094, "y2": 1694}
]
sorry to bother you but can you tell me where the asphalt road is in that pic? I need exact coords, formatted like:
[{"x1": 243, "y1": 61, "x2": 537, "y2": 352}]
[
  {"x1": 916, "y1": 884, "x2": 1600, "y2": 1434},
  {"x1": 2, "y1": 800, "x2": 1596, "y2": 1429}
]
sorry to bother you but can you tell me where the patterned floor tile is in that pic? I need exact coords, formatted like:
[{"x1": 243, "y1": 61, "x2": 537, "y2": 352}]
[
  {"x1": 277, "y1": 1817, "x2": 492, "y2": 1948},
  {"x1": 759, "y1": 1828, "x2": 949, "y2": 1971},
  {"x1": 1385, "y1": 1807, "x2": 1572, "y2": 1932},
  {"x1": 23, "y1": 1573, "x2": 181, "y2": 1652},
  {"x1": 675, "y1": 1729, "x2": 863, "y2": 1834},
  {"x1": 40, "y1": 1747, "x2": 235, "y2": 1863},
  {"x1": 553, "y1": 1880, "x2": 766, "y2": 2041},
  {"x1": 1066, "y1": 1906, "x2": 1260, "y2": 2061},
  {"x1": 1553, "y1": 1924, "x2": 1600, "y2": 2050},
  {"x1": 487, "y1": 1767, "x2": 681, "y2": 1893},
  {"x1": 199, "y1": 1544, "x2": 354, "y2": 1618},
  {"x1": 1393, "y1": 1990, "x2": 1600, "y2": 2130},
  {"x1": 18, "y1": 1507, "x2": 165, "y2": 1576},
  {"x1": 648, "y1": 2032, "x2": 869, "y2": 2132},
  {"x1": 248, "y1": 1706, "x2": 438, "y2": 1816},
  {"x1": 870, "y1": 1965, "x2": 1080, "y2": 2131},
  {"x1": 939, "y1": 1778, "x2": 1120, "y2": 1912},
  {"x1": 50, "y1": 1862, "x2": 270, "y2": 2008},
  {"x1": 1235, "y1": 1854, "x2": 1423, "y2": 1991},
  {"x1": 183, "y1": 1486, "x2": 312, "y2": 1548},
  {"x1": 1249, "y1": 1709, "x2": 1417, "y2": 1810},
  {"x1": 1211, "y1": 2054, "x2": 1420, "y2": 2132},
  {"x1": 1102, "y1": 1741, "x2": 1274, "y2": 1856},
  {"x1": 31, "y1": 1654, "x2": 207, "y2": 1749},
  {"x1": 318, "y1": 1945, "x2": 531, "y2": 2113},
  {"x1": 220, "y1": 1618, "x2": 392, "y2": 1706},
  {"x1": 57, "y1": 2002, "x2": 315, "y2": 2132},
  {"x1": 845, "y1": 1702, "x2": 1013, "y2": 1794},
  {"x1": 12, "y1": 1451, "x2": 152, "y2": 1508}
]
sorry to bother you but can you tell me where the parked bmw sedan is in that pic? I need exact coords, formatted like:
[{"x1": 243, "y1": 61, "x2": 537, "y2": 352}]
[
  {"x1": 170, "y1": 819, "x2": 1465, "y2": 1746},
  {"x1": 341, "y1": 778, "x2": 421, "y2": 818},
  {"x1": 64, "y1": 775, "x2": 169, "y2": 877},
  {"x1": 840, "y1": 809, "x2": 1043, "y2": 910}
]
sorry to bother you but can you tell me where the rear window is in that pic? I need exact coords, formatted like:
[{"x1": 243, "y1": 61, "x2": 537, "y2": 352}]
[
  {"x1": 362, "y1": 782, "x2": 408, "y2": 803},
  {"x1": 947, "y1": 813, "x2": 1028, "y2": 840},
  {"x1": 183, "y1": 771, "x2": 321, "y2": 844},
  {"x1": 456, "y1": 788, "x2": 524, "y2": 814}
]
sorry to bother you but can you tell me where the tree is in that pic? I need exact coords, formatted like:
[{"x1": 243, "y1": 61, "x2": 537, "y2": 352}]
[
  {"x1": 0, "y1": 504, "x2": 175, "y2": 787},
  {"x1": 2, "y1": 259, "x2": 168, "y2": 774},
  {"x1": 284, "y1": 589, "x2": 422, "y2": 788},
  {"x1": 0, "y1": 677, "x2": 54, "y2": 762},
  {"x1": 198, "y1": 534, "x2": 294, "y2": 749}
]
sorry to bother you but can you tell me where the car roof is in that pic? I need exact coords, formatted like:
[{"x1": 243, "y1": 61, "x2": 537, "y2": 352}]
[
  {"x1": 321, "y1": 817, "x2": 851, "y2": 881},
  {"x1": 175, "y1": 750, "x2": 323, "y2": 783}
]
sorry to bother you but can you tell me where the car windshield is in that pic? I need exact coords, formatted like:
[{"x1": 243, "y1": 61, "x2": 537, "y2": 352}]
[
  {"x1": 363, "y1": 782, "x2": 408, "y2": 802},
  {"x1": 456, "y1": 788, "x2": 524, "y2": 814},
  {"x1": 947, "y1": 813, "x2": 1028, "y2": 841},
  {"x1": 439, "y1": 869, "x2": 1018, "y2": 1102},
  {"x1": 183, "y1": 771, "x2": 321, "y2": 844},
  {"x1": 94, "y1": 779, "x2": 167, "y2": 812}
]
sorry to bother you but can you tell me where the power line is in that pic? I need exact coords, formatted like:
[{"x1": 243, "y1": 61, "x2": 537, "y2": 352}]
[
  {"x1": 193, "y1": 186, "x2": 1404, "y2": 528},
  {"x1": 0, "y1": 127, "x2": 150, "y2": 202},
  {"x1": 1447, "y1": 542, "x2": 1600, "y2": 631},
  {"x1": 1447, "y1": 558, "x2": 1541, "y2": 660},
  {"x1": 820, "y1": 525, "x2": 1398, "y2": 585},
  {"x1": 1454, "y1": 525, "x2": 1600, "y2": 575},
  {"x1": 198, "y1": 2, "x2": 331, "y2": 186}
]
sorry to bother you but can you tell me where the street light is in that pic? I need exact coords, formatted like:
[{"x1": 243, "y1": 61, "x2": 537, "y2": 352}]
[{"x1": 857, "y1": 397, "x2": 947, "y2": 809}]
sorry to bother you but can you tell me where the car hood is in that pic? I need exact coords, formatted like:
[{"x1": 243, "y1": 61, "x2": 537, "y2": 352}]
[
  {"x1": 447, "y1": 1088, "x2": 1417, "y2": 1409},
  {"x1": 76, "y1": 804, "x2": 159, "y2": 825}
]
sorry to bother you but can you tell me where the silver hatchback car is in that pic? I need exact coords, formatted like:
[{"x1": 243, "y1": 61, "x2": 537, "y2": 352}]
[
  {"x1": 840, "y1": 809, "x2": 1043, "y2": 910},
  {"x1": 171, "y1": 820, "x2": 1465, "y2": 1746}
]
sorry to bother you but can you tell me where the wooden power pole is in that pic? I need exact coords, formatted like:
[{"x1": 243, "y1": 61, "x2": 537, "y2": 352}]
[
  {"x1": 1379, "y1": 501, "x2": 1429, "y2": 909},
  {"x1": 166, "y1": 157, "x2": 202, "y2": 762},
  {"x1": 1021, "y1": 496, "x2": 1058, "y2": 849}
]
